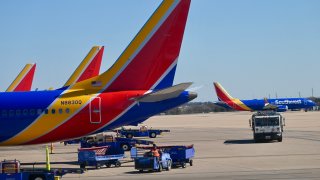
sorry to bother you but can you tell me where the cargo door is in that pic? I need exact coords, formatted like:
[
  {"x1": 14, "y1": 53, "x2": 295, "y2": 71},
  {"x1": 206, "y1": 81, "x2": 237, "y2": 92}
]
[{"x1": 90, "y1": 97, "x2": 101, "y2": 124}]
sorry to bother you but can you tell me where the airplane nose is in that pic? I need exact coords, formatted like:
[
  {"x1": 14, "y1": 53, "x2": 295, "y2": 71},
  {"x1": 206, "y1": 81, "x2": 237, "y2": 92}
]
[{"x1": 188, "y1": 91, "x2": 197, "y2": 101}]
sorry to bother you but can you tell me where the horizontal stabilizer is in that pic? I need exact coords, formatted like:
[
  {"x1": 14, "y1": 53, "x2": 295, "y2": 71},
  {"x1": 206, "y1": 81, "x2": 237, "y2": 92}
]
[{"x1": 134, "y1": 82, "x2": 192, "y2": 102}]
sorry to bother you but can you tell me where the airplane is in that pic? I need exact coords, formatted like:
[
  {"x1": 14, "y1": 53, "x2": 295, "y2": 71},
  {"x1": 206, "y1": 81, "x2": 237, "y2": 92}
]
[
  {"x1": 63, "y1": 46, "x2": 104, "y2": 87},
  {"x1": 5, "y1": 46, "x2": 103, "y2": 93},
  {"x1": 0, "y1": 0, "x2": 195, "y2": 146},
  {"x1": 213, "y1": 82, "x2": 316, "y2": 112},
  {"x1": 6, "y1": 64, "x2": 36, "y2": 92}
]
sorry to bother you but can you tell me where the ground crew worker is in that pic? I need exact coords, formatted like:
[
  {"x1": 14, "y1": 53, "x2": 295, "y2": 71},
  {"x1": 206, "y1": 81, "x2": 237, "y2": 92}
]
[{"x1": 151, "y1": 144, "x2": 160, "y2": 158}]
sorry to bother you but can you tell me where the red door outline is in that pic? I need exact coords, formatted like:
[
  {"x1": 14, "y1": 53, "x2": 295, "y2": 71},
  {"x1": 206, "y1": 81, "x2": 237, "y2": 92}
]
[{"x1": 90, "y1": 97, "x2": 101, "y2": 124}]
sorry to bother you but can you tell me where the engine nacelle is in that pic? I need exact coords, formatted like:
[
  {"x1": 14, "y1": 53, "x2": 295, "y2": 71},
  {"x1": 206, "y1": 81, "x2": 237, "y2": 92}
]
[{"x1": 276, "y1": 105, "x2": 288, "y2": 112}]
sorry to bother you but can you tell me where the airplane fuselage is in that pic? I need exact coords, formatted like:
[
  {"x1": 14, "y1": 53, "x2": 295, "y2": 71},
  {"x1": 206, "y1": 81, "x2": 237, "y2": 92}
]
[
  {"x1": 0, "y1": 89, "x2": 194, "y2": 146},
  {"x1": 222, "y1": 98, "x2": 316, "y2": 111}
]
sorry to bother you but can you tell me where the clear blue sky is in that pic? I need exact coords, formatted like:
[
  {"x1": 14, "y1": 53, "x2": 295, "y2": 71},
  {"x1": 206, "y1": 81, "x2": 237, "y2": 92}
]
[{"x1": 0, "y1": 0, "x2": 319, "y2": 101}]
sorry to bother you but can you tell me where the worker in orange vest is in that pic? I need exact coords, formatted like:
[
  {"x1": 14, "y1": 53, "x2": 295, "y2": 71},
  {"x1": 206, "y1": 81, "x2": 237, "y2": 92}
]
[{"x1": 151, "y1": 144, "x2": 160, "y2": 158}]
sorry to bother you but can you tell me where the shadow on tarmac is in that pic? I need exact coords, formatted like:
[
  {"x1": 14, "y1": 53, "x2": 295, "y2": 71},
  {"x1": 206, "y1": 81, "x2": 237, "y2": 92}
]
[
  {"x1": 224, "y1": 139, "x2": 255, "y2": 144},
  {"x1": 21, "y1": 161, "x2": 79, "y2": 166},
  {"x1": 125, "y1": 170, "x2": 157, "y2": 174}
]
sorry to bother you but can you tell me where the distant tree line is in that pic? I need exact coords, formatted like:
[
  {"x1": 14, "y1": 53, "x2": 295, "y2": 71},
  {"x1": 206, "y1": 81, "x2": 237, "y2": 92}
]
[
  {"x1": 164, "y1": 97, "x2": 320, "y2": 115},
  {"x1": 164, "y1": 102, "x2": 233, "y2": 115}
]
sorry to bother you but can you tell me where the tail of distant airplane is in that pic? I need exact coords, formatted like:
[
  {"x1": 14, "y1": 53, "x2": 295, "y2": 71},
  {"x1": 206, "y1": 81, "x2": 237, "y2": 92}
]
[
  {"x1": 213, "y1": 82, "x2": 251, "y2": 111},
  {"x1": 70, "y1": 0, "x2": 191, "y2": 93},
  {"x1": 6, "y1": 64, "x2": 36, "y2": 92},
  {"x1": 64, "y1": 46, "x2": 104, "y2": 87},
  {"x1": 213, "y1": 82, "x2": 234, "y2": 102}
]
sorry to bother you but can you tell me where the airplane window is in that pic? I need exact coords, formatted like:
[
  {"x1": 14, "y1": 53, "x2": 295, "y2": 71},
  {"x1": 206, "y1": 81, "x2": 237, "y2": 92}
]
[
  {"x1": 23, "y1": 109, "x2": 28, "y2": 116},
  {"x1": 45, "y1": 109, "x2": 49, "y2": 114},
  {"x1": 59, "y1": 108, "x2": 63, "y2": 114},
  {"x1": 66, "y1": 108, "x2": 70, "y2": 114},
  {"x1": 1, "y1": 110, "x2": 7, "y2": 117},
  {"x1": 16, "y1": 110, "x2": 21, "y2": 117},
  {"x1": 30, "y1": 109, "x2": 36, "y2": 116},
  {"x1": 37, "y1": 109, "x2": 42, "y2": 115},
  {"x1": 51, "y1": 109, "x2": 56, "y2": 114},
  {"x1": 9, "y1": 110, "x2": 15, "y2": 117}
]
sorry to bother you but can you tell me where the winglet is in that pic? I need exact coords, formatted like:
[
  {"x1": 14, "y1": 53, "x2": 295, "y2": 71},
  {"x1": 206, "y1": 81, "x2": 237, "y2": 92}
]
[
  {"x1": 64, "y1": 46, "x2": 104, "y2": 87},
  {"x1": 6, "y1": 63, "x2": 36, "y2": 92},
  {"x1": 213, "y1": 82, "x2": 234, "y2": 102}
]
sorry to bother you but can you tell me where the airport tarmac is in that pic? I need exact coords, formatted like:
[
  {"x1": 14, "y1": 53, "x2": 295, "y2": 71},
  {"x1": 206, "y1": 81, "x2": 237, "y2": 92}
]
[{"x1": 1, "y1": 111, "x2": 320, "y2": 179}]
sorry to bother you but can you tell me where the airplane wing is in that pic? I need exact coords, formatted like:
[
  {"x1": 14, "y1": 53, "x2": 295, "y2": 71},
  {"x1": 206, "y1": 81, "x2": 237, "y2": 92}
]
[
  {"x1": 263, "y1": 98, "x2": 278, "y2": 110},
  {"x1": 263, "y1": 98, "x2": 288, "y2": 112},
  {"x1": 132, "y1": 82, "x2": 192, "y2": 102},
  {"x1": 6, "y1": 63, "x2": 36, "y2": 92}
]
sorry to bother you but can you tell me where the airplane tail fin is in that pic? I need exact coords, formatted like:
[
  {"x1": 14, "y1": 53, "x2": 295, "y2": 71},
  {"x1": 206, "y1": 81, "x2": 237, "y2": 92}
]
[
  {"x1": 213, "y1": 82, "x2": 234, "y2": 102},
  {"x1": 70, "y1": 0, "x2": 191, "y2": 92},
  {"x1": 6, "y1": 63, "x2": 36, "y2": 92},
  {"x1": 64, "y1": 46, "x2": 104, "y2": 87}
]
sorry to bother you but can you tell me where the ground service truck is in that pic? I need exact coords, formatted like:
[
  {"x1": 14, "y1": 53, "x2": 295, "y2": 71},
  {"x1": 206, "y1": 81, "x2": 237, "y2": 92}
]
[{"x1": 250, "y1": 111, "x2": 285, "y2": 143}]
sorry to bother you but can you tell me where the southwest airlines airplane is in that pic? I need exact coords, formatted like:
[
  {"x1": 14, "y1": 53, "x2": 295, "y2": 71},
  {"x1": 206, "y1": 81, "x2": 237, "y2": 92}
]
[
  {"x1": 214, "y1": 82, "x2": 316, "y2": 112},
  {"x1": 6, "y1": 64, "x2": 36, "y2": 92},
  {"x1": 63, "y1": 46, "x2": 104, "y2": 87},
  {"x1": 0, "y1": 0, "x2": 195, "y2": 146},
  {"x1": 5, "y1": 46, "x2": 103, "y2": 92}
]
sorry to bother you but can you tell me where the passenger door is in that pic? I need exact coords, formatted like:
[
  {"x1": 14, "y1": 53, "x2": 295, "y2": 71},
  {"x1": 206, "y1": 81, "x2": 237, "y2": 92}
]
[{"x1": 89, "y1": 97, "x2": 101, "y2": 123}]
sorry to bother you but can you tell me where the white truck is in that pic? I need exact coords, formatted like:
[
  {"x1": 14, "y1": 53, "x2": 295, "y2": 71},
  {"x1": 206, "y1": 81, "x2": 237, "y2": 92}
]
[{"x1": 250, "y1": 111, "x2": 285, "y2": 143}]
